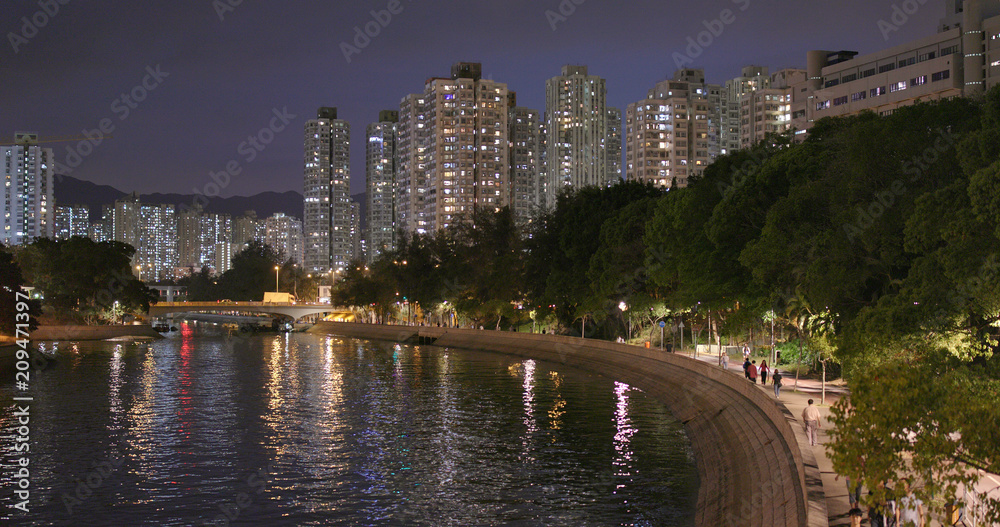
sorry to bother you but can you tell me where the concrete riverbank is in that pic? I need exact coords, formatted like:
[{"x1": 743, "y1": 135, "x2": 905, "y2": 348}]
[
  {"x1": 310, "y1": 321, "x2": 825, "y2": 527},
  {"x1": 28, "y1": 324, "x2": 163, "y2": 341}
]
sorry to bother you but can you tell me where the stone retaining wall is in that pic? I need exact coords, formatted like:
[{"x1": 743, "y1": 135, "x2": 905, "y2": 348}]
[
  {"x1": 28, "y1": 324, "x2": 163, "y2": 341},
  {"x1": 311, "y1": 322, "x2": 822, "y2": 527}
]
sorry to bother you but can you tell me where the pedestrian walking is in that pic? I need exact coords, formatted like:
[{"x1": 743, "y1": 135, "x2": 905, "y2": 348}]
[
  {"x1": 742, "y1": 343, "x2": 751, "y2": 360},
  {"x1": 743, "y1": 358, "x2": 751, "y2": 379},
  {"x1": 867, "y1": 486, "x2": 897, "y2": 527},
  {"x1": 847, "y1": 476, "x2": 863, "y2": 511},
  {"x1": 720, "y1": 351, "x2": 728, "y2": 370},
  {"x1": 759, "y1": 360, "x2": 769, "y2": 385},
  {"x1": 896, "y1": 479, "x2": 925, "y2": 527},
  {"x1": 772, "y1": 370, "x2": 783, "y2": 398},
  {"x1": 748, "y1": 360, "x2": 758, "y2": 383},
  {"x1": 801, "y1": 399, "x2": 821, "y2": 446}
]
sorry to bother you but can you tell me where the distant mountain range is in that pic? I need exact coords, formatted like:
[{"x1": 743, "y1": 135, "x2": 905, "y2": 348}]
[{"x1": 53, "y1": 175, "x2": 367, "y2": 229}]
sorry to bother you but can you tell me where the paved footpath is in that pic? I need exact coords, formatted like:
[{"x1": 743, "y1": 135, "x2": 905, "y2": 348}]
[
  {"x1": 683, "y1": 351, "x2": 855, "y2": 526},
  {"x1": 680, "y1": 349, "x2": 999, "y2": 527}
]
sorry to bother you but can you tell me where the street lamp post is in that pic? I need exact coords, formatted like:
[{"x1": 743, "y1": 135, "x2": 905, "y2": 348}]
[
  {"x1": 274, "y1": 266, "x2": 280, "y2": 292},
  {"x1": 618, "y1": 301, "x2": 629, "y2": 342}
]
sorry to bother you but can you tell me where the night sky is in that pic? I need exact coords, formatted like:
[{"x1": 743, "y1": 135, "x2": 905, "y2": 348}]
[{"x1": 3, "y1": 0, "x2": 942, "y2": 197}]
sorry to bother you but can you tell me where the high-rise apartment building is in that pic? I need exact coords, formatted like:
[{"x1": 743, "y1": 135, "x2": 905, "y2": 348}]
[
  {"x1": 349, "y1": 199, "x2": 362, "y2": 264},
  {"x1": 137, "y1": 203, "x2": 177, "y2": 282},
  {"x1": 507, "y1": 92, "x2": 543, "y2": 222},
  {"x1": 177, "y1": 207, "x2": 230, "y2": 272},
  {"x1": 303, "y1": 107, "x2": 351, "y2": 273},
  {"x1": 606, "y1": 107, "x2": 623, "y2": 184},
  {"x1": 544, "y1": 65, "x2": 610, "y2": 203},
  {"x1": 740, "y1": 69, "x2": 808, "y2": 148},
  {"x1": 214, "y1": 242, "x2": 238, "y2": 274},
  {"x1": 1, "y1": 133, "x2": 54, "y2": 245},
  {"x1": 625, "y1": 69, "x2": 722, "y2": 188},
  {"x1": 232, "y1": 211, "x2": 264, "y2": 248},
  {"x1": 396, "y1": 62, "x2": 509, "y2": 234},
  {"x1": 366, "y1": 110, "x2": 398, "y2": 263},
  {"x1": 722, "y1": 66, "x2": 770, "y2": 154},
  {"x1": 109, "y1": 194, "x2": 176, "y2": 281},
  {"x1": 54, "y1": 205, "x2": 90, "y2": 240},
  {"x1": 265, "y1": 212, "x2": 304, "y2": 266}
]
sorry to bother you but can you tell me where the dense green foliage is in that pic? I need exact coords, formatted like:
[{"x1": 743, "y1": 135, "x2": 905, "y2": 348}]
[
  {"x1": 14, "y1": 237, "x2": 156, "y2": 323},
  {"x1": 179, "y1": 240, "x2": 316, "y2": 302},
  {"x1": 0, "y1": 247, "x2": 41, "y2": 334},
  {"x1": 337, "y1": 86, "x2": 1000, "y2": 520}
]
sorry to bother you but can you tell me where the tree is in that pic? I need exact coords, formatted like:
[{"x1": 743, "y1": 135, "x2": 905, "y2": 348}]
[
  {"x1": 529, "y1": 181, "x2": 664, "y2": 330},
  {"x1": 17, "y1": 237, "x2": 156, "y2": 322},
  {"x1": 587, "y1": 197, "x2": 663, "y2": 336},
  {"x1": 0, "y1": 247, "x2": 41, "y2": 334},
  {"x1": 178, "y1": 266, "x2": 217, "y2": 301},
  {"x1": 448, "y1": 207, "x2": 526, "y2": 329},
  {"x1": 215, "y1": 240, "x2": 282, "y2": 301}
]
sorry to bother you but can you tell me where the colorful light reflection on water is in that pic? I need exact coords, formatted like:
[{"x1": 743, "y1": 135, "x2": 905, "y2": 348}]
[{"x1": 0, "y1": 327, "x2": 697, "y2": 526}]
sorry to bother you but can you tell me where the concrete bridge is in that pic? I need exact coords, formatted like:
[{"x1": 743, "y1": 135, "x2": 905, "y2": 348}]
[{"x1": 147, "y1": 302, "x2": 355, "y2": 322}]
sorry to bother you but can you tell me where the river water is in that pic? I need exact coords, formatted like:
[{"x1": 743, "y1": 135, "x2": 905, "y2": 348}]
[{"x1": 1, "y1": 322, "x2": 698, "y2": 526}]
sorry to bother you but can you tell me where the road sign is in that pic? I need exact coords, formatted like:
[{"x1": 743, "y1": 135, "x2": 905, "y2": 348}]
[{"x1": 659, "y1": 320, "x2": 666, "y2": 328}]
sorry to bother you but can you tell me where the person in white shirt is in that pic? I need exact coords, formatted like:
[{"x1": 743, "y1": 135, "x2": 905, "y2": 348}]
[
  {"x1": 801, "y1": 399, "x2": 821, "y2": 446},
  {"x1": 896, "y1": 479, "x2": 925, "y2": 527}
]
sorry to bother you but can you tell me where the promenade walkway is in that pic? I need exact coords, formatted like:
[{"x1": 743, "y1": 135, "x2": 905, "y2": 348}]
[
  {"x1": 685, "y1": 351, "x2": 854, "y2": 526},
  {"x1": 683, "y1": 348, "x2": 993, "y2": 527}
]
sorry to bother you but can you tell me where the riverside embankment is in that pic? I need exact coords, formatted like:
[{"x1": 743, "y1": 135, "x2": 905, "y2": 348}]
[{"x1": 310, "y1": 321, "x2": 827, "y2": 527}]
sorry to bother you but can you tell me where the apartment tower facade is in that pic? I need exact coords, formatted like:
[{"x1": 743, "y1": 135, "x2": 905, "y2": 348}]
[
  {"x1": 396, "y1": 62, "x2": 509, "y2": 234},
  {"x1": 1, "y1": 133, "x2": 54, "y2": 245},
  {"x1": 545, "y1": 65, "x2": 610, "y2": 204},
  {"x1": 366, "y1": 110, "x2": 398, "y2": 263},
  {"x1": 303, "y1": 107, "x2": 351, "y2": 272}
]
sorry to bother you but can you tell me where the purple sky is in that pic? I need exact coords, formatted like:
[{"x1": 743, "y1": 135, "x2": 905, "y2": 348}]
[{"x1": 3, "y1": 0, "x2": 942, "y2": 197}]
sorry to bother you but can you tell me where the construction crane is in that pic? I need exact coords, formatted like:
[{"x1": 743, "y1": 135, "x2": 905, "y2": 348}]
[{"x1": 0, "y1": 132, "x2": 113, "y2": 146}]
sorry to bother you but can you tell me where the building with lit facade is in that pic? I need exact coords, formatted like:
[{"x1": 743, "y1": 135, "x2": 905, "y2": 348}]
[
  {"x1": 108, "y1": 194, "x2": 176, "y2": 281},
  {"x1": 366, "y1": 110, "x2": 397, "y2": 263},
  {"x1": 232, "y1": 211, "x2": 264, "y2": 248},
  {"x1": 396, "y1": 62, "x2": 509, "y2": 234},
  {"x1": 265, "y1": 212, "x2": 304, "y2": 266},
  {"x1": 606, "y1": 107, "x2": 623, "y2": 184},
  {"x1": 303, "y1": 107, "x2": 351, "y2": 272},
  {"x1": 1, "y1": 133, "x2": 54, "y2": 245},
  {"x1": 740, "y1": 69, "x2": 807, "y2": 148},
  {"x1": 54, "y1": 204, "x2": 89, "y2": 240},
  {"x1": 806, "y1": 0, "x2": 1000, "y2": 128},
  {"x1": 544, "y1": 65, "x2": 611, "y2": 204},
  {"x1": 507, "y1": 92, "x2": 543, "y2": 222},
  {"x1": 625, "y1": 69, "x2": 722, "y2": 189},
  {"x1": 722, "y1": 66, "x2": 770, "y2": 154},
  {"x1": 177, "y1": 207, "x2": 230, "y2": 272}
]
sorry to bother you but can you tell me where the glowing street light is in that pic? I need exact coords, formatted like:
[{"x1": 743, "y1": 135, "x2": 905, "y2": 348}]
[
  {"x1": 619, "y1": 301, "x2": 630, "y2": 341},
  {"x1": 274, "y1": 265, "x2": 280, "y2": 292}
]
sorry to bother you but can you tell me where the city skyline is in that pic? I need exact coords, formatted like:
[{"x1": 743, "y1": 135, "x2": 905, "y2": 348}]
[{"x1": 3, "y1": 0, "x2": 943, "y2": 197}]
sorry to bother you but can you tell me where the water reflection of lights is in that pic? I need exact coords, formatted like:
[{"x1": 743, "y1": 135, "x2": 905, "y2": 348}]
[
  {"x1": 177, "y1": 324, "x2": 194, "y2": 441},
  {"x1": 436, "y1": 351, "x2": 457, "y2": 485},
  {"x1": 547, "y1": 371, "x2": 565, "y2": 433},
  {"x1": 521, "y1": 360, "x2": 537, "y2": 437},
  {"x1": 612, "y1": 381, "x2": 636, "y2": 493},
  {"x1": 108, "y1": 344, "x2": 124, "y2": 432}
]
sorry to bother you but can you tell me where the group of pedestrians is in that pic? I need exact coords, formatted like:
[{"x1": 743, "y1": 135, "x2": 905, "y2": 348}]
[
  {"x1": 844, "y1": 478, "x2": 929, "y2": 526},
  {"x1": 741, "y1": 353, "x2": 783, "y2": 398}
]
